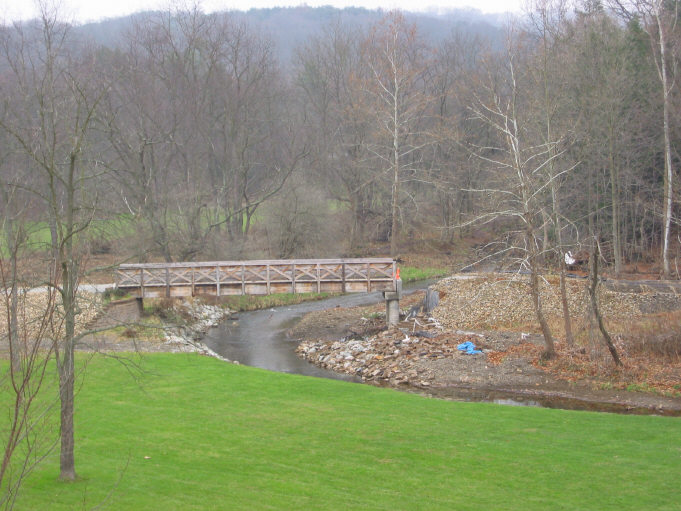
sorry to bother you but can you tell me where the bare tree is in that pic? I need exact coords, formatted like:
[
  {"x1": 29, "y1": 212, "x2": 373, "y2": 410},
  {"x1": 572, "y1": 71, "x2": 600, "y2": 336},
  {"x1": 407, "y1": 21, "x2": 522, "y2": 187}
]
[
  {"x1": 587, "y1": 239, "x2": 623, "y2": 365},
  {"x1": 0, "y1": 254, "x2": 60, "y2": 509},
  {"x1": 429, "y1": 30, "x2": 487, "y2": 244},
  {"x1": 359, "y1": 11, "x2": 434, "y2": 256},
  {"x1": 467, "y1": 32, "x2": 574, "y2": 358},
  {"x1": 0, "y1": 4, "x2": 104, "y2": 481},
  {"x1": 525, "y1": 0, "x2": 575, "y2": 345},
  {"x1": 103, "y1": 8, "x2": 304, "y2": 261},
  {"x1": 561, "y1": 2, "x2": 662, "y2": 269},
  {"x1": 206, "y1": 16, "x2": 293, "y2": 247},
  {"x1": 296, "y1": 19, "x2": 379, "y2": 249},
  {"x1": 0, "y1": 91, "x2": 59, "y2": 508}
]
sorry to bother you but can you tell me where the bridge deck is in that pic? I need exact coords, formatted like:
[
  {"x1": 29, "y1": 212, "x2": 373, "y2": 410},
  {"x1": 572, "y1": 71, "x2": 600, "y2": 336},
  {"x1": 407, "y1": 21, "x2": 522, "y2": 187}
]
[{"x1": 116, "y1": 258, "x2": 397, "y2": 298}]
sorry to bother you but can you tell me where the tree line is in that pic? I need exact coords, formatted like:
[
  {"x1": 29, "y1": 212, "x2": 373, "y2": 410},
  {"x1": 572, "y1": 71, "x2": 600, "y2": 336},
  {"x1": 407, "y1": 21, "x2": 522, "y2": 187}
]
[
  {"x1": 0, "y1": 0, "x2": 679, "y2": 492},
  {"x1": 2, "y1": 1, "x2": 679, "y2": 267}
]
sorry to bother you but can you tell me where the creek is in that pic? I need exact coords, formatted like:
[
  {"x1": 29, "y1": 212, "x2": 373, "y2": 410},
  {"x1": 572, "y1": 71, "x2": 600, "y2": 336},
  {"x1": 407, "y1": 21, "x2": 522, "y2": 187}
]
[
  {"x1": 203, "y1": 292, "x2": 373, "y2": 382},
  {"x1": 202, "y1": 283, "x2": 435, "y2": 382},
  {"x1": 202, "y1": 281, "x2": 543, "y2": 407}
]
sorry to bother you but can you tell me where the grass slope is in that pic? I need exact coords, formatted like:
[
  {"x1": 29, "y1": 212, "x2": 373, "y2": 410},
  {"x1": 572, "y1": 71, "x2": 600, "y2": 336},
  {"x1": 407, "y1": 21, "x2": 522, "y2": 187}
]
[{"x1": 14, "y1": 354, "x2": 681, "y2": 510}]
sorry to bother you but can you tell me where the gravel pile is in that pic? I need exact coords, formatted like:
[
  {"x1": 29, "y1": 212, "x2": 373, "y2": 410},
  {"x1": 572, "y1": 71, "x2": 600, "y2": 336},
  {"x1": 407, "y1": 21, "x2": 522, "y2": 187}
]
[
  {"x1": 431, "y1": 274, "x2": 681, "y2": 331},
  {"x1": 0, "y1": 290, "x2": 102, "y2": 341}
]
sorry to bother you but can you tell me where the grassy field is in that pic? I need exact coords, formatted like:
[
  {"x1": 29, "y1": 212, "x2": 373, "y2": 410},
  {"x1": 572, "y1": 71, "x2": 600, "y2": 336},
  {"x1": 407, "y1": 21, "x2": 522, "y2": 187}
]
[
  {"x1": 0, "y1": 215, "x2": 136, "y2": 256},
  {"x1": 9, "y1": 354, "x2": 681, "y2": 510}
]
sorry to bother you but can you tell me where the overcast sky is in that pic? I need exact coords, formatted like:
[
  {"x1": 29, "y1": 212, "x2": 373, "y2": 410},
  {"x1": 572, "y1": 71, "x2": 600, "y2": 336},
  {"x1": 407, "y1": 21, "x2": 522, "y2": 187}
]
[{"x1": 4, "y1": 0, "x2": 523, "y2": 23}]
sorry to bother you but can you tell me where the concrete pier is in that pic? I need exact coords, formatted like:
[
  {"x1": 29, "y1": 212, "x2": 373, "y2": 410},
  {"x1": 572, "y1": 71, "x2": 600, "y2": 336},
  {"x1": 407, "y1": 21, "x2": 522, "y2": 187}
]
[{"x1": 383, "y1": 278, "x2": 402, "y2": 327}]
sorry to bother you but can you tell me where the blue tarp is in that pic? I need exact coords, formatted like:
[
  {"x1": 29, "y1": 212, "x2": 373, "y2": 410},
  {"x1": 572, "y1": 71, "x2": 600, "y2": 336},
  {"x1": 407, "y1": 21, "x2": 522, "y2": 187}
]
[{"x1": 457, "y1": 341, "x2": 482, "y2": 355}]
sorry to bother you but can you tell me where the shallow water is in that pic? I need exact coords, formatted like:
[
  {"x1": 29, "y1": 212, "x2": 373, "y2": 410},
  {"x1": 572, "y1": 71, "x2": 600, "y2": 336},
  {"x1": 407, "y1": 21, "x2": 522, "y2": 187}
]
[{"x1": 202, "y1": 281, "x2": 432, "y2": 382}]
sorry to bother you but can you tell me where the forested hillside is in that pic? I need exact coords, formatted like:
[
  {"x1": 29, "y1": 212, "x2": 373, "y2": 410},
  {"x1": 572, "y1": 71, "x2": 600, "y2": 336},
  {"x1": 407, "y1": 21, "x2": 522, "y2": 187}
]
[{"x1": 1, "y1": 1, "x2": 679, "y2": 275}]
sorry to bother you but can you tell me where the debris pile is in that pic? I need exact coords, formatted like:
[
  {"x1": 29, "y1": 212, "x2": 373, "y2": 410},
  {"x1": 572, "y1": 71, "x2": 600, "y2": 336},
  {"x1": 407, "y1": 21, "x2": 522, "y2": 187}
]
[{"x1": 297, "y1": 318, "x2": 488, "y2": 385}]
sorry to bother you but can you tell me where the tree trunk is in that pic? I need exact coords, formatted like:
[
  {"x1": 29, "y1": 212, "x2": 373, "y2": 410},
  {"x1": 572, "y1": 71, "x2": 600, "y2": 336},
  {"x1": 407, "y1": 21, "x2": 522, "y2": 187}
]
[
  {"x1": 57, "y1": 266, "x2": 78, "y2": 482},
  {"x1": 530, "y1": 260, "x2": 556, "y2": 359},
  {"x1": 551, "y1": 180, "x2": 574, "y2": 347},
  {"x1": 528, "y1": 225, "x2": 556, "y2": 359},
  {"x1": 390, "y1": 73, "x2": 400, "y2": 258},
  {"x1": 541, "y1": 209, "x2": 549, "y2": 266},
  {"x1": 559, "y1": 268, "x2": 574, "y2": 347},
  {"x1": 58, "y1": 154, "x2": 78, "y2": 481},
  {"x1": 58, "y1": 343, "x2": 76, "y2": 481},
  {"x1": 390, "y1": 164, "x2": 400, "y2": 257},
  {"x1": 586, "y1": 148, "x2": 595, "y2": 236},
  {"x1": 658, "y1": 11, "x2": 673, "y2": 279},
  {"x1": 539, "y1": 17, "x2": 573, "y2": 348},
  {"x1": 609, "y1": 121, "x2": 622, "y2": 276},
  {"x1": 588, "y1": 242, "x2": 622, "y2": 366},
  {"x1": 5, "y1": 218, "x2": 21, "y2": 373},
  {"x1": 553, "y1": 189, "x2": 574, "y2": 347}
]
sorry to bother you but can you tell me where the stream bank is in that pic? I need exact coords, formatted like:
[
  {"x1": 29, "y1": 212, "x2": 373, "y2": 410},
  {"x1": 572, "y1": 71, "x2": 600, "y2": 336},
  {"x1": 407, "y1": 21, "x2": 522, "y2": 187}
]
[{"x1": 293, "y1": 274, "x2": 681, "y2": 416}]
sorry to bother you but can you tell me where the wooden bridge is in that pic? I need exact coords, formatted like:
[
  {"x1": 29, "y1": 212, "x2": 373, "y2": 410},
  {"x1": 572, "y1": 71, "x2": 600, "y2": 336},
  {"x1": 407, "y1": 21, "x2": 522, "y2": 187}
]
[{"x1": 116, "y1": 258, "x2": 398, "y2": 299}]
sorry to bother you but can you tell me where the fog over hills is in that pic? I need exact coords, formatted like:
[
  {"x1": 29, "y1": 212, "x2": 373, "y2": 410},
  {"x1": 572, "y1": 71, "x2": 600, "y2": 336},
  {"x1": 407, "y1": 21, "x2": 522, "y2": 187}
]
[{"x1": 75, "y1": 6, "x2": 507, "y2": 64}]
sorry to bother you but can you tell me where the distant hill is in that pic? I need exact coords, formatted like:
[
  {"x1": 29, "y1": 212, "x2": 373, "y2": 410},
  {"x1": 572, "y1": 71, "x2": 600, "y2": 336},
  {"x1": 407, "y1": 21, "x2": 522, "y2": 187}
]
[{"x1": 75, "y1": 6, "x2": 508, "y2": 65}]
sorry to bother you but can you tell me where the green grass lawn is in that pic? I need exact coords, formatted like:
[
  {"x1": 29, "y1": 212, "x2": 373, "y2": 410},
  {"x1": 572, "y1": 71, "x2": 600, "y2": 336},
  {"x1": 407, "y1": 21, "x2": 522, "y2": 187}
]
[{"x1": 11, "y1": 354, "x2": 681, "y2": 510}]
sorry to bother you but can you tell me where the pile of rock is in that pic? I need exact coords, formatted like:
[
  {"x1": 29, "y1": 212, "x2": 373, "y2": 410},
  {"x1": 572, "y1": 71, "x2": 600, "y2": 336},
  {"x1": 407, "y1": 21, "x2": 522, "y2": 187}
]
[
  {"x1": 297, "y1": 320, "x2": 485, "y2": 385},
  {"x1": 297, "y1": 272, "x2": 681, "y2": 387},
  {"x1": 163, "y1": 301, "x2": 231, "y2": 359}
]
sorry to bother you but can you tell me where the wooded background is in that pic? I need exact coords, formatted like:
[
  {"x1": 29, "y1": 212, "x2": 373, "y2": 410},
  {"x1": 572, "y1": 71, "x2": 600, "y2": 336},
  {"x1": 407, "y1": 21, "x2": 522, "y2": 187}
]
[{"x1": 1, "y1": 1, "x2": 679, "y2": 274}]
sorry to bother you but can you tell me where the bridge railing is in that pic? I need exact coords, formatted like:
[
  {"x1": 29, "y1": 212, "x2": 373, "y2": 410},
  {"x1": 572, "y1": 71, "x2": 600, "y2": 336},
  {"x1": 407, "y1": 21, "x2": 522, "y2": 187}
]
[{"x1": 115, "y1": 258, "x2": 397, "y2": 298}]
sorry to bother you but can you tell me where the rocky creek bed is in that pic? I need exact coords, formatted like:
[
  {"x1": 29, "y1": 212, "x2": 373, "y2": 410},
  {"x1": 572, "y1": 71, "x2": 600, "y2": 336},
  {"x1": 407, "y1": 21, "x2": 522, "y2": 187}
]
[{"x1": 293, "y1": 273, "x2": 681, "y2": 415}]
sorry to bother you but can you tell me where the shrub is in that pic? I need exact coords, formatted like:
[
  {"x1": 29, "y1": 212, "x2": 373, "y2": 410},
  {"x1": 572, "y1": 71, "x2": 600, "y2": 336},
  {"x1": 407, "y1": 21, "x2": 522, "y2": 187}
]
[
  {"x1": 624, "y1": 310, "x2": 681, "y2": 361},
  {"x1": 102, "y1": 287, "x2": 128, "y2": 302}
]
